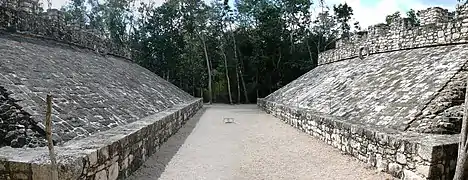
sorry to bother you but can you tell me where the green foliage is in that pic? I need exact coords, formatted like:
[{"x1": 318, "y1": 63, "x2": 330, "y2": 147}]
[
  {"x1": 406, "y1": 9, "x2": 420, "y2": 26},
  {"x1": 333, "y1": 3, "x2": 353, "y2": 38},
  {"x1": 60, "y1": 0, "x2": 361, "y2": 104},
  {"x1": 386, "y1": 11, "x2": 401, "y2": 25}
]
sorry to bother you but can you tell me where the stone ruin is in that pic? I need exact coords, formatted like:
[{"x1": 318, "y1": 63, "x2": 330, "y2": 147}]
[
  {"x1": 0, "y1": 0, "x2": 134, "y2": 60},
  {"x1": 0, "y1": 0, "x2": 202, "y2": 179},
  {"x1": 258, "y1": 3, "x2": 468, "y2": 180}
]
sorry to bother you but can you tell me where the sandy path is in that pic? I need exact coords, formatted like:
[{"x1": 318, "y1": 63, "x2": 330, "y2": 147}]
[{"x1": 127, "y1": 105, "x2": 394, "y2": 180}]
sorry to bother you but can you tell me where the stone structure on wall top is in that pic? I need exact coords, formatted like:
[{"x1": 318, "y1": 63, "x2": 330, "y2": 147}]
[
  {"x1": 319, "y1": 4, "x2": 468, "y2": 65},
  {"x1": 259, "y1": 3, "x2": 468, "y2": 180},
  {"x1": 0, "y1": 0, "x2": 133, "y2": 59}
]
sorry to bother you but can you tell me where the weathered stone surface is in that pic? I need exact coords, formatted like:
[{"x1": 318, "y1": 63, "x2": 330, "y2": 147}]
[
  {"x1": 0, "y1": 33, "x2": 196, "y2": 146},
  {"x1": 388, "y1": 163, "x2": 402, "y2": 177},
  {"x1": 108, "y1": 162, "x2": 119, "y2": 180},
  {"x1": 258, "y1": 99, "x2": 459, "y2": 180},
  {"x1": 318, "y1": 4, "x2": 468, "y2": 66},
  {"x1": 0, "y1": 99, "x2": 202, "y2": 180},
  {"x1": 0, "y1": 86, "x2": 46, "y2": 148},
  {"x1": 95, "y1": 169, "x2": 107, "y2": 180},
  {"x1": 264, "y1": 44, "x2": 468, "y2": 131},
  {"x1": 403, "y1": 169, "x2": 423, "y2": 180}
]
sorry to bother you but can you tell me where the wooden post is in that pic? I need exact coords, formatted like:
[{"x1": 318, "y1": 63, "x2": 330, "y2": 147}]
[
  {"x1": 45, "y1": 94, "x2": 58, "y2": 180},
  {"x1": 454, "y1": 79, "x2": 468, "y2": 180}
]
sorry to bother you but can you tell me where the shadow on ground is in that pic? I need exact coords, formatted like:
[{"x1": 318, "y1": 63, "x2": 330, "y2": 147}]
[{"x1": 126, "y1": 107, "x2": 207, "y2": 180}]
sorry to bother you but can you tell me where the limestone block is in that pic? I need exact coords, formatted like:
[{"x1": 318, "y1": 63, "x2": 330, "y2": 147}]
[
  {"x1": 121, "y1": 157, "x2": 129, "y2": 170},
  {"x1": 95, "y1": 169, "x2": 107, "y2": 180},
  {"x1": 388, "y1": 163, "x2": 402, "y2": 177},
  {"x1": 99, "y1": 146, "x2": 110, "y2": 163},
  {"x1": 108, "y1": 163, "x2": 119, "y2": 180},
  {"x1": 31, "y1": 164, "x2": 51, "y2": 180},
  {"x1": 0, "y1": 161, "x2": 5, "y2": 171},
  {"x1": 417, "y1": 145, "x2": 432, "y2": 161},
  {"x1": 403, "y1": 169, "x2": 423, "y2": 180},
  {"x1": 396, "y1": 153, "x2": 407, "y2": 164},
  {"x1": 9, "y1": 162, "x2": 29, "y2": 172},
  {"x1": 376, "y1": 154, "x2": 388, "y2": 172},
  {"x1": 462, "y1": 27, "x2": 468, "y2": 33},
  {"x1": 416, "y1": 164, "x2": 430, "y2": 176},
  {"x1": 367, "y1": 154, "x2": 377, "y2": 167},
  {"x1": 89, "y1": 151, "x2": 98, "y2": 167},
  {"x1": 437, "y1": 31, "x2": 444, "y2": 37},
  {"x1": 12, "y1": 173, "x2": 28, "y2": 180}
]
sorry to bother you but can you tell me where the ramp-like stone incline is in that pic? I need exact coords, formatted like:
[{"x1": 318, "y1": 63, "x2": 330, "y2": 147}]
[
  {"x1": 259, "y1": 4, "x2": 468, "y2": 180},
  {"x1": 265, "y1": 44, "x2": 468, "y2": 131},
  {"x1": 0, "y1": 32, "x2": 195, "y2": 148}
]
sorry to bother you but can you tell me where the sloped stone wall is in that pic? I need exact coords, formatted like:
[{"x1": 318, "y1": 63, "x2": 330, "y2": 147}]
[
  {"x1": 0, "y1": 99, "x2": 202, "y2": 180},
  {"x1": 263, "y1": 44, "x2": 468, "y2": 133},
  {"x1": 0, "y1": 33, "x2": 196, "y2": 145},
  {"x1": 0, "y1": 86, "x2": 46, "y2": 148}
]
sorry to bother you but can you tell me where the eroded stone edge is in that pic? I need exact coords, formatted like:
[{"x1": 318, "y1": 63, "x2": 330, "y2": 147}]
[
  {"x1": 257, "y1": 98, "x2": 459, "y2": 180},
  {"x1": 0, "y1": 98, "x2": 202, "y2": 180}
]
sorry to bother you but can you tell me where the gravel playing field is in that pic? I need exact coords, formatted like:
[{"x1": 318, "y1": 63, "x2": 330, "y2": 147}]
[{"x1": 127, "y1": 104, "x2": 394, "y2": 180}]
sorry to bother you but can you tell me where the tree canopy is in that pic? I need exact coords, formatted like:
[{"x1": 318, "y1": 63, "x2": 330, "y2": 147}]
[{"x1": 59, "y1": 0, "x2": 405, "y2": 104}]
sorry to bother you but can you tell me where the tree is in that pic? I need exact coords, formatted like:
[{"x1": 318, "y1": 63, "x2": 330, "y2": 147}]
[
  {"x1": 61, "y1": 0, "x2": 87, "y2": 27},
  {"x1": 333, "y1": 3, "x2": 353, "y2": 38},
  {"x1": 406, "y1": 9, "x2": 420, "y2": 26},
  {"x1": 58, "y1": 0, "x2": 359, "y2": 104},
  {"x1": 385, "y1": 11, "x2": 401, "y2": 25}
]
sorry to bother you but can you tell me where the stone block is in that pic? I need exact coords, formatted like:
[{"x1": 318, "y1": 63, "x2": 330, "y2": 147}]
[
  {"x1": 0, "y1": 161, "x2": 5, "y2": 171},
  {"x1": 99, "y1": 146, "x2": 110, "y2": 163},
  {"x1": 95, "y1": 169, "x2": 107, "y2": 180},
  {"x1": 403, "y1": 169, "x2": 423, "y2": 180},
  {"x1": 416, "y1": 164, "x2": 430, "y2": 176},
  {"x1": 12, "y1": 172, "x2": 28, "y2": 180},
  {"x1": 108, "y1": 162, "x2": 119, "y2": 180},
  {"x1": 31, "y1": 164, "x2": 51, "y2": 180},
  {"x1": 388, "y1": 163, "x2": 402, "y2": 177},
  {"x1": 417, "y1": 145, "x2": 432, "y2": 161},
  {"x1": 89, "y1": 150, "x2": 98, "y2": 167},
  {"x1": 9, "y1": 162, "x2": 29, "y2": 172},
  {"x1": 376, "y1": 154, "x2": 388, "y2": 172},
  {"x1": 396, "y1": 153, "x2": 407, "y2": 164}
]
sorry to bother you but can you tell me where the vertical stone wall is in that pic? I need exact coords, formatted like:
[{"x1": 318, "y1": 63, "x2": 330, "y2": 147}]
[
  {"x1": 0, "y1": 0, "x2": 133, "y2": 60},
  {"x1": 258, "y1": 99, "x2": 458, "y2": 180},
  {"x1": 0, "y1": 99, "x2": 203, "y2": 180},
  {"x1": 0, "y1": 86, "x2": 46, "y2": 148},
  {"x1": 318, "y1": 4, "x2": 468, "y2": 65}
]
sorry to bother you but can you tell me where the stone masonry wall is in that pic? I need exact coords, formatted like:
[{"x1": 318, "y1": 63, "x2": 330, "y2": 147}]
[
  {"x1": 0, "y1": 1, "x2": 133, "y2": 59},
  {"x1": 0, "y1": 86, "x2": 46, "y2": 148},
  {"x1": 0, "y1": 99, "x2": 202, "y2": 180},
  {"x1": 0, "y1": 32, "x2": 195, "y2": 145},
  {"x1": 258, "y1": 99, "x2": 458, "y2": 180},
  {"x1": 318, "y1": 4, "x2": 468, "y2": 65}
]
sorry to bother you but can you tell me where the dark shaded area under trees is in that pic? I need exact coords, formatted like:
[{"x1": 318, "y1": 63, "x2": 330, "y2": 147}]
[{"x1": 59, "y1": 0, "x2": 418, "y2": 104}]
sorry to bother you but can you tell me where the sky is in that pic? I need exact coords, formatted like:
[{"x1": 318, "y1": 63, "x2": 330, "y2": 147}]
[{"x1": 41, "y1": 0, "x2": 459, "y2": 28}]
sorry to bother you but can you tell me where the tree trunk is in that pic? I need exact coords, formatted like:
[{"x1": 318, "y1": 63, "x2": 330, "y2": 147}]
[
  {"x1": 192, "y1": 76, "x2": 195, "y2": 96},
  {"x1": 200, "y1": 33, "x2": 212, "y2": 104},
  {"x1": 231, "y1": 29, "x2": 241, "y2": 104},
  {"x1": 256, "y1": 71, "x2": 259, "y2": 100},
  {"x1": 306, "y1": 39, "x2": 313, "y2": 63},
  {"x1": 239, "y1": 68, "x2": 249, "y2": 104},
  {"x1": 454, "y1": 80, "x2": 468, "y2": 179},
  {"x1": 236, "y1": 65, "x2": 240, "y2": 104},
  {"x1": 221, "y1": 41, "x2": 233, "y2": 104}
]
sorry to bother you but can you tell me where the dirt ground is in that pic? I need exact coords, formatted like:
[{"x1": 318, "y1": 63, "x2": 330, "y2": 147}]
[{"x1": 127, "y1": 104, "x2": 395, "y2": 180}]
